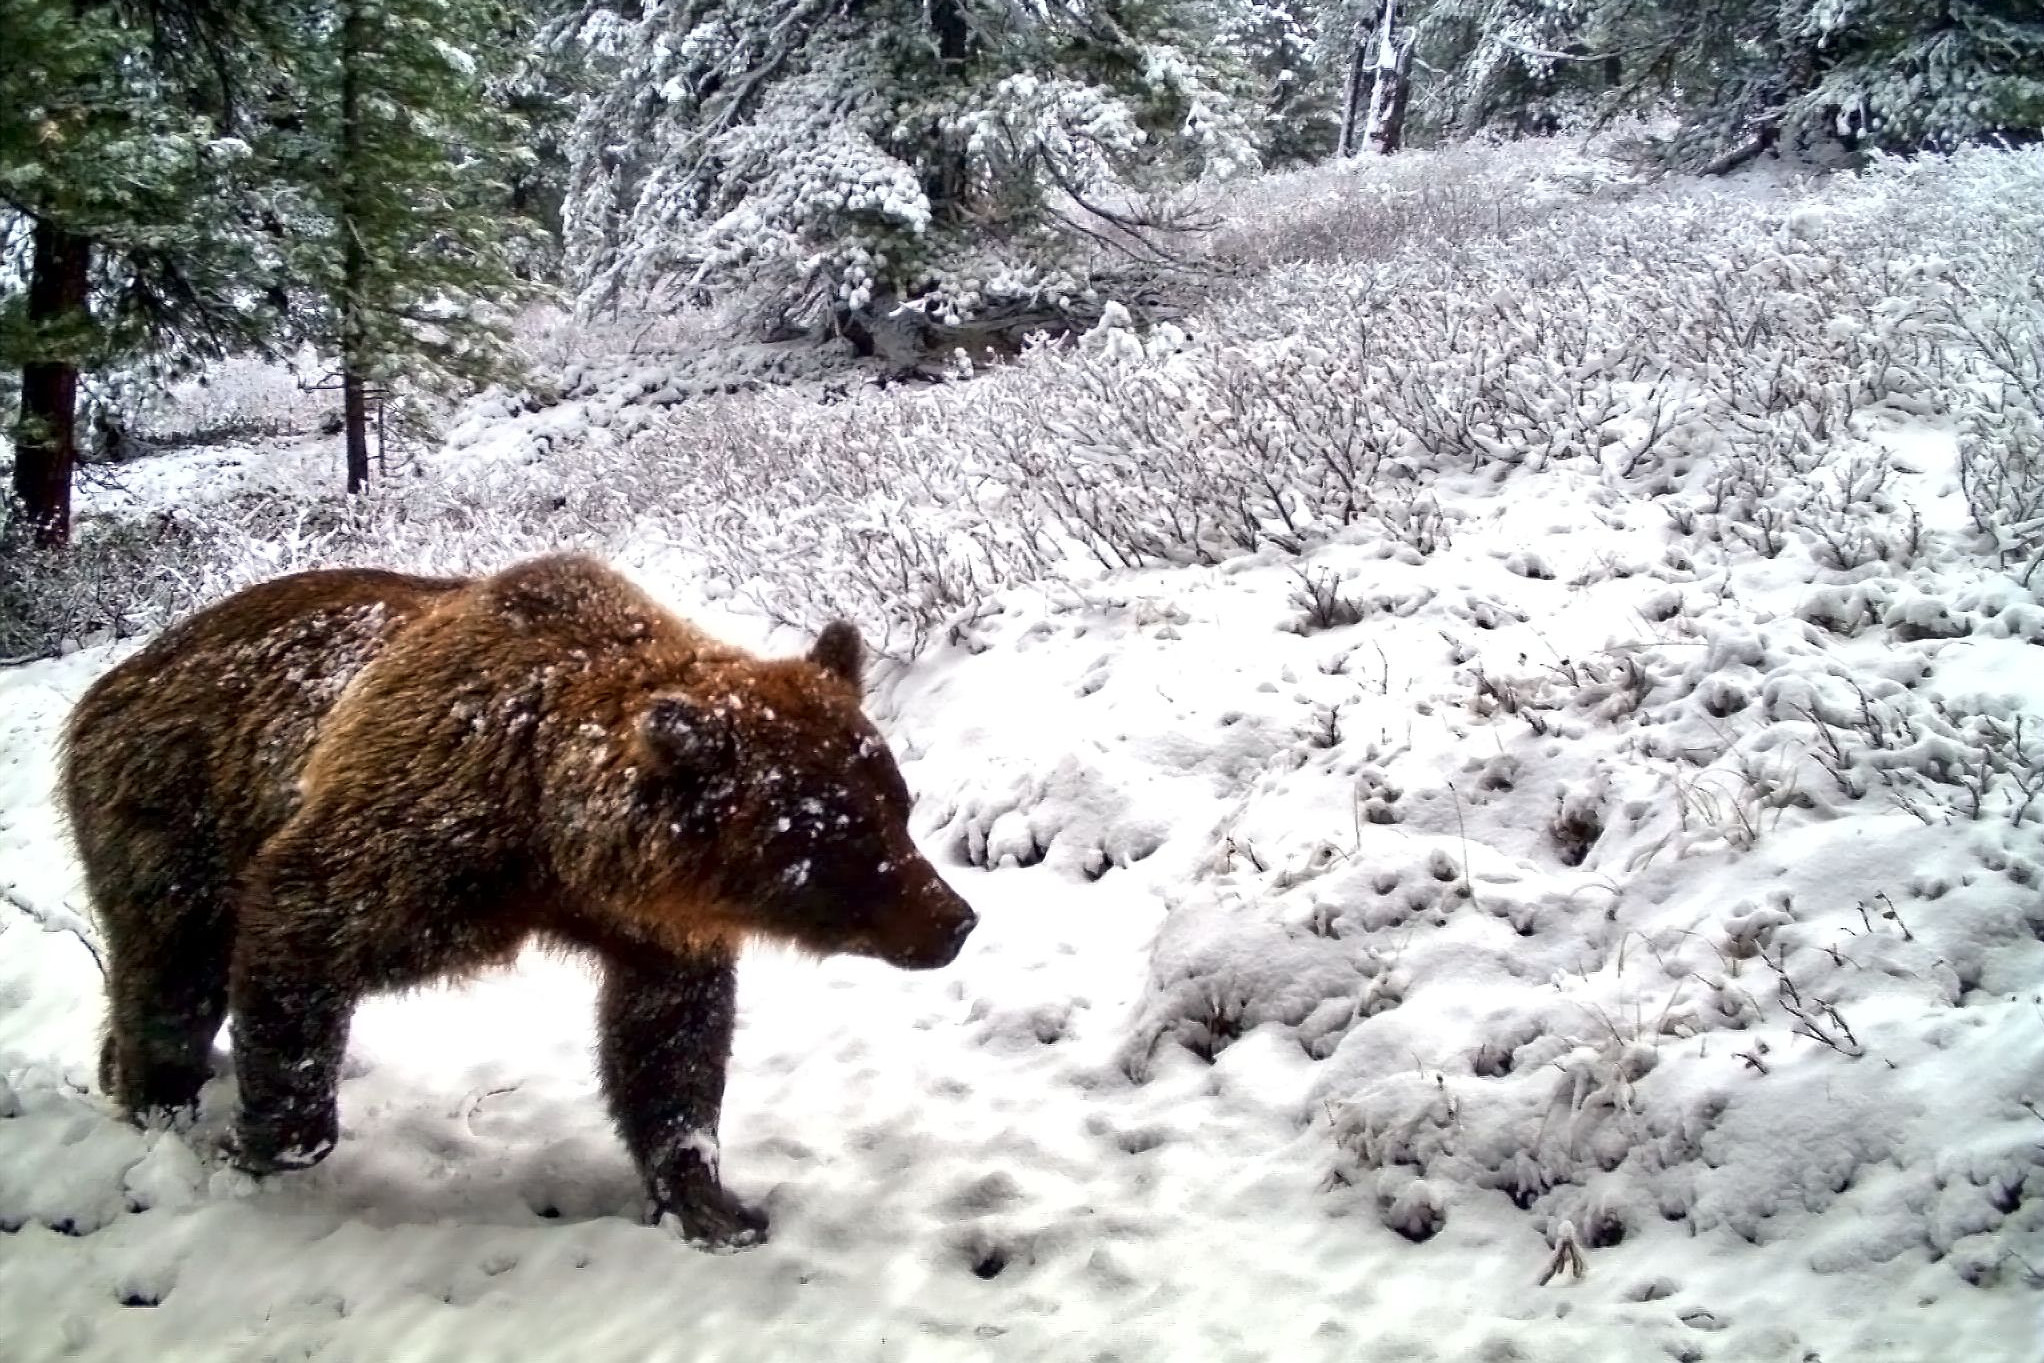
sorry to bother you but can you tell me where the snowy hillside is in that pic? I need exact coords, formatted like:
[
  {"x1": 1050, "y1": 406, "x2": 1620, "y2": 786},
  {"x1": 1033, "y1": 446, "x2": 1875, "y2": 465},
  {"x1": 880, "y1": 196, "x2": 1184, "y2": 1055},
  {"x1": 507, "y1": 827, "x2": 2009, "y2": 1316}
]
[{"x1": 3, "y1": 138, "x2": 2043, "y2": 1361}]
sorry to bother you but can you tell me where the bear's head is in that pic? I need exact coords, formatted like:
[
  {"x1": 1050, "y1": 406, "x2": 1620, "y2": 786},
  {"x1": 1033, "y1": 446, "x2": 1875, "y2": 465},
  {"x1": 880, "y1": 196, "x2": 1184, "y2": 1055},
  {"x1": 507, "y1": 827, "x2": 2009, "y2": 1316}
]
[{"x1": 631, "y1": 622, "x2": 977, "y2": 969}]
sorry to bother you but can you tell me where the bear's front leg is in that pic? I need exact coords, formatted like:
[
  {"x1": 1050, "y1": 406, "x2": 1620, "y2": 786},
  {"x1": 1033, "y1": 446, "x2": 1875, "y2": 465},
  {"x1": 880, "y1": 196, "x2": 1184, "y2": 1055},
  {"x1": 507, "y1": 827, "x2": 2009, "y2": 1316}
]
[
  {"x1": 597, "y1": 943, "x2": 767, "y2": 1249},
  {"x1": 227, "y1": 877, "x2": 356, "y2": 1175}
]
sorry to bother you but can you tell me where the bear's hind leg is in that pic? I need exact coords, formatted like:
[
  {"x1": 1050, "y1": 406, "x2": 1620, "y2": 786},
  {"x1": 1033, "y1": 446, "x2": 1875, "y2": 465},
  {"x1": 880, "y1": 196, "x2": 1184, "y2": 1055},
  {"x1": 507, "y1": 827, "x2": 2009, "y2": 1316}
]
[
  {"x1": 99, "y1": 889, "x2": 233, "y2": 1122},
  {"x1": 596, "y1": 943, "x2": 766, "y2": 1248}
]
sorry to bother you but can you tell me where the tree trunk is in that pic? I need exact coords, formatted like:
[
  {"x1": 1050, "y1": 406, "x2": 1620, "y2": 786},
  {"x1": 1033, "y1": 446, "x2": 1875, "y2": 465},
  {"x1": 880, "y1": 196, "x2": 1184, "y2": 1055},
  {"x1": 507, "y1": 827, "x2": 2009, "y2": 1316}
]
[
  {"x1": 916, "y1": 0, "x2": 973, "y2": 230},
  {"x1": 1363, "y1": 2, "x2": 1413, "y2": 156},
  {"x1": 1338, "y1": 20, "x2": 1372, "y2": 157},
  {"x1": 341, "y1": 365, "x2": 370, "y2": 494},
  {"x1": 339, "y1": 0, "x2": 371, "y2": 495},
  {"x1": 12, "y1": 220, "x2": 93, "y2": 547},
  {"x1": 928, "y1": 0, "x2": 970, "y2": 68},
  {"x1": 1368, "y1": 34, "x2": 1415, "y2": 155},
  {"x1": 340, "y1": 220, "x2": 370, "y2": 493}
]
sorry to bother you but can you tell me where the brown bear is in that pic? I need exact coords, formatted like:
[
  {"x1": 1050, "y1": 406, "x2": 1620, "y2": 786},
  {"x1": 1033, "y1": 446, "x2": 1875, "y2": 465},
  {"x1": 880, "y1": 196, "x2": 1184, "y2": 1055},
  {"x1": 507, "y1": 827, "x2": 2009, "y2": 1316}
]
[{"x1": 60, "y1": 553, "x2": 976, "y2": 1247}]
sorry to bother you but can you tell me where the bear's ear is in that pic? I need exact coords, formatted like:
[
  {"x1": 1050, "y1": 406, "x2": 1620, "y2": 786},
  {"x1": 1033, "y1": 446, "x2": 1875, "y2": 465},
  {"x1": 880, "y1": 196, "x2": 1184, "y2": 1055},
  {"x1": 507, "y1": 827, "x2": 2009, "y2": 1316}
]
[
  {"x1": 808, "y1": 620, "x2": 864, "y2": 688},
  {"x1": 639, "y1": 695, "x2": 736, "y2": 773}
]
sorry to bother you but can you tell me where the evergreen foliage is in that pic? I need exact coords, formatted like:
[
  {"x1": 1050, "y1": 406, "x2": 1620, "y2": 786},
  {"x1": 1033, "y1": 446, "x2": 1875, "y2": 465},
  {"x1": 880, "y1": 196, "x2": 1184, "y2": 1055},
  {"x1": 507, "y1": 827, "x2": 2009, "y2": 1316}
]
[
  {"x1": 1223, "y1": 0, "x2": 1341, "y2": 165},
  {"x1": 1646, "y1": 0, "x2": 2044, "y2": 169},
  {"x1": 1387, "y1": 0, "x2": 2044, "y2": 165},
  {"x1": 0, "y1": 3, "x2": 280, "y2": 384},
  {"x1": 551, "y1": 0, "x2": 1260, "y2": 350},
  {"x1": 0, "y1": 0, "x2": 282, "y2": 371},
  {"x1": 272, "y1": 0, "x2": 538, "y2": 490},
  {"x1": 1, "y1": 0, "x2": 283, "y2": 542},
  {"x1": 1398, "y1": 0, "x2": 1609, "y2": 140},
  {"x1": 2, "y1": 0, "x2": 537, "y2": 529}
]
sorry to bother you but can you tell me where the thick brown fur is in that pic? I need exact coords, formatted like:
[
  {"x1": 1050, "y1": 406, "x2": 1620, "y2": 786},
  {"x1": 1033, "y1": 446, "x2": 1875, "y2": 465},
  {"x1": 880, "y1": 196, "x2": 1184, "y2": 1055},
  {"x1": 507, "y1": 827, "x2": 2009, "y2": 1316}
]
[{"x1": 60, "y1": 553, "x2": 975, "y2": 1247}]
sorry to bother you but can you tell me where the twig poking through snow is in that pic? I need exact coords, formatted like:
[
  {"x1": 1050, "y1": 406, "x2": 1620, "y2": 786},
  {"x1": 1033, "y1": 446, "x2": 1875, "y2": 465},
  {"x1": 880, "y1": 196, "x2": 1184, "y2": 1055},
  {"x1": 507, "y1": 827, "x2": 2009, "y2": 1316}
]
[
  {"x1": 1538, "y1": 1219, "x2": 1587, "y2": 1285},
  {"x1": 457, "y1": 1084, "x2": 520, "y2": 1137},
  {"x1": 1873, "y1": 893, "x2": 1915, "y2": 942},
  {"x1": 1447, "y1": 781, "x2": 1480, "y2": 910},
  {"x1": 2004, "y1": 1250, "x2": 2044, "y2": 1288},
  {"x1": 1, "y1": 885, "x2": 108, "y2": 981}
]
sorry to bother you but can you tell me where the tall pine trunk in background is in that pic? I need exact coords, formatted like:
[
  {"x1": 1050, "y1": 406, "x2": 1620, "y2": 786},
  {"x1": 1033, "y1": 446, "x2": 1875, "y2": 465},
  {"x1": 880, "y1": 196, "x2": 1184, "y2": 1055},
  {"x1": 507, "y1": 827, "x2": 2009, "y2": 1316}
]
[
  {"x1": 6, "y1": 0, "x2": 288, "y2": 547},
  {"x1": 1337, "y1": 17, "x2": 1370, "y2": 157},
  {"x1": 1362, "y1": 0, "x2": 1413, "y2": 155},
  {"x1": 921, "y1": 0, "x2": 972, "y2": 206},
  {"x1": 337, "y1": 0, "x2": 371, "y2": 494},
  {"x1": 13, "y1": 221, "x2": 92, "y2": 546},
  {"x1": 340, "y1": 349, "x2": 370, "y2": 494}
]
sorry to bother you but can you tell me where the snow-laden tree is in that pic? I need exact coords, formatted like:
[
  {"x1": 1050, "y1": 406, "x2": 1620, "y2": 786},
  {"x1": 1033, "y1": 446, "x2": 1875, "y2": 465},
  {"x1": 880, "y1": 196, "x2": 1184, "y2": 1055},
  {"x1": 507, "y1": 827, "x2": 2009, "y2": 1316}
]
[
  {"x1": 1649, "y1": 0, "x2": 2044, "y2": 170},
  {"x1": 1221, "y1": 0, "x2": 1341, "y2": 164},
  {"x1": 552, "y1": 0, "x2": 1259, "y2": 356},
  {"x1": 1389, "y1": 0, "x2": 2042, "y2": 168},
  {"x1": 1395, "y1": 0, "x2": 1610, "y2": 140},
  {"x1": 2, "y1": 0, "x2": 282, "y2": 544},
  {"x1": 273, "y1": 0, "x2": 540, "y2": 493},
  {"x1": 496, "y1": 22, "x2": 580, "y2": 282}
]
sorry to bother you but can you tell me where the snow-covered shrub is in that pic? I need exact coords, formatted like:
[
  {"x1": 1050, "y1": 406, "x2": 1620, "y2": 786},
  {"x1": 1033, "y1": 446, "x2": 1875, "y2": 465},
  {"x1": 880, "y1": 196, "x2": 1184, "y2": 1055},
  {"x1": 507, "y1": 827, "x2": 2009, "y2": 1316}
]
[
  {"x1": 1196, "y1": 139, "x2": 1601, "y2": 273},
  {"x1": 94, "y1": 355, "x2": 332, "y2": 454},
  {"x1": 0, "y1": 471, "x2": 598, "y2": 659},
  {"x1": 16, "y1": 143, "x2": 2044, "y2": 675},
  {"x1": 0, "y1": 513, "x2": 209, "y2": 659},
  {"x1": 1940, "y1": 275, "x2": 2044, "y2": 582},
  {"x1": 573, "y1": 387, "x2": 1055, "y2": 656},
  {"x1": 1079, "y1": 143, "x2": 2044, "y2": 1288}
]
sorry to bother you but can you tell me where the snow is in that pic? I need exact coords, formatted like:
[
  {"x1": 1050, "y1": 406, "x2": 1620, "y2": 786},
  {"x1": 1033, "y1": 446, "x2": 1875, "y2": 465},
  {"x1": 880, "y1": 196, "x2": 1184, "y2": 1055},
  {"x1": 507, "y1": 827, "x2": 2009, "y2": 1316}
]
[
  {"x1": 7, "y1": 489, "x2": 2042, "y2": 1355},
  {"x1": 4, "y1": 139, "x2": 2044, "y2": 1360}
]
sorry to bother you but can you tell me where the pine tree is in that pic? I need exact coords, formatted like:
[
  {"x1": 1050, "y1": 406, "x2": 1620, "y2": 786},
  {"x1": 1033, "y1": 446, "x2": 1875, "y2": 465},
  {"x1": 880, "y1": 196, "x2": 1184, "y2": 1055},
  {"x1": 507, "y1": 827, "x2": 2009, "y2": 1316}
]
[
  {"x1": 276, "y1": 0, "x2": 538, "y2": 493},
  {"x1": 1389, "y1": 0, "x2": 1608, "y2": 142},
  {"x1": 2, "y1": 0, "x2": 282, "y2": 545},
  {"x1": 1647, "y1": 0, "x2": 2044, "y2": 170},
  {"x1": 1221, "y1": 0, "x2": 1341, "y2": 165},
  {"x1": 494, "y1": 6, "x2": 579, "y2": 281},
  {"x1": 1389, "y1": 0, "x2": 2043, "y2": 167},
  {"x1": 552, "y1": 0, "x2": 1258, "y2": 358}
]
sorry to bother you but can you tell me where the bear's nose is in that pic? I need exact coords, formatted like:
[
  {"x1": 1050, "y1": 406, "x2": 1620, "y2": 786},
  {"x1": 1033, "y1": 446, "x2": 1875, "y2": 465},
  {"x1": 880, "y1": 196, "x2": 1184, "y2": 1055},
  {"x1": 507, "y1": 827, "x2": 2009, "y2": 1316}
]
[{"x1": 947, "y1": 908, "x2": 979, "y2": 952}]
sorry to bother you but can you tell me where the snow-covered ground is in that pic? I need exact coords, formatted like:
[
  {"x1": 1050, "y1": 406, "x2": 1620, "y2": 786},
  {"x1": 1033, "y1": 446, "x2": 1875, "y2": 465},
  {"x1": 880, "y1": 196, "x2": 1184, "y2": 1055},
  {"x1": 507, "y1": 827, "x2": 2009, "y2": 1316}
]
[{"x1": 4, "y1": 139, "x2": 2043, "y2": 1360}]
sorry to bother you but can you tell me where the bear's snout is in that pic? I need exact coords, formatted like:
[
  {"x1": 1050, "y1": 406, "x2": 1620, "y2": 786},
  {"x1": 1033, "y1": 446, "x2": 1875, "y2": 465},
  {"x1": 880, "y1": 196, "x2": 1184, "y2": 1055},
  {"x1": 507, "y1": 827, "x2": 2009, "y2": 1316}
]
[
  {"x1": 884, "y1": 881, "x2": 978, "y2": 970},
  {"x1": 940, "y1": 903, "x2": 980, "y2": 958}
]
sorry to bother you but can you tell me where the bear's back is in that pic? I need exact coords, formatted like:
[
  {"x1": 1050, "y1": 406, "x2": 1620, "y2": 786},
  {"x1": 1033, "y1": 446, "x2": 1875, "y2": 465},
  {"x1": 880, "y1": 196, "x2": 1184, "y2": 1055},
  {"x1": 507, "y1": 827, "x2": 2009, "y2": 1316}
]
[
  {"x1": 63, "y1": 567, "x2": 467, "y2": 874},
  {"x1": 457, "y1": 553, "x2": 720, "y2": 662},
  {"x1": 340, "y1": 555, "x2": 734, "y2": 735}
]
